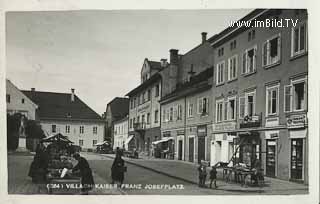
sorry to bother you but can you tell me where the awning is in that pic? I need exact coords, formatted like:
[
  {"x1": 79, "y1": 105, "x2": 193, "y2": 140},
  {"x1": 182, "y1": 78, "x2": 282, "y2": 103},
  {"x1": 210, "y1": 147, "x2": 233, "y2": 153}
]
[
  {"x1": 124, "y1": 135, "x2": 135, "y2": 145},
  {"x1": 152, "y1": 137, "x2": 174, "y2": 145},
  {"x1": 94, "y1": 141, "x2": 109, "y2": 146}
]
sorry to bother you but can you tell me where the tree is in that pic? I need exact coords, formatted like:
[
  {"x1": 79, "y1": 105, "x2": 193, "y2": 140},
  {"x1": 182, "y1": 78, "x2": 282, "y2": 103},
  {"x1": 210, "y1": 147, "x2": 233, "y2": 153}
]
[
  {"x1": 7, "y1": 113, "x2": 23, "y2": 151},
  {"x1": 25, "y1": 120, "x2": 45, "y2": 139}
]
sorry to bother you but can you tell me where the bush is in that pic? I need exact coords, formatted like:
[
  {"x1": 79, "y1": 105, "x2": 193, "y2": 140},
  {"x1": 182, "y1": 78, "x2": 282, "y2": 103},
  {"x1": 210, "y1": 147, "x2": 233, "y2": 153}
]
[{"x1": 7, "y1": 113, "x2": 23, "y2": 151}]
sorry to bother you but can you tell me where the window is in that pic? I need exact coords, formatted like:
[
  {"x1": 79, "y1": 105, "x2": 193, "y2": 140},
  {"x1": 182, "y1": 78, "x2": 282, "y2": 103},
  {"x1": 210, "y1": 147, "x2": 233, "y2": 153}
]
[
  {"x1": 154, "y1": 110, "x2": 159, "y2": 123},
  {"x1": 155, "y1": 84, "x2": 160, "y2": 97},
  {"x1": 142, "y1": 115, "x2": 145, "y2": 124},
  {"x1": 52, "y1": 125, "x2": 56, "y2": 133},
  {"x1": 134, "y1": 97, "x2": 137, "y2": 108},
  {"x1": 216, "y1": 99, "x2": 224, "y2": 122},
  {"x1": 188, "y1": 102, "x2": 194, "y2": 118},
  {"x1": 80, "y1": 126, "x2": 84, "y2": 134},
  {"x1": 133, "y1": 118, "x2": 136, "y2": 125},
  {"x1": 93, "y1": 126, "x2": 98, "y2": 134},
  {"x1": 228, "y1": 55, "x2": 238, "y2": 81},
  {"x1": 216, "y1": 61, "x2": 225, "y2": 85},
  {"x1": 79, "y1": 140, "x2": 83, "y2": 146},
  {"x1": 162, "y1": 109, "x2": 166, "y2": 122},
  {"x1": 291, "y1": 23, "x2": 307, "y2": 56},
  {"x1": 93, "y1": 140, "x2": 97, "y2": 146},
  {"x1": 147, "y1": 89, "x2": 151, "y2": 101},
  {"x1": 198, "y1": 97, "x2": 209, "y2": 115},
  {"x1": 147, "y1": 113, "x2": 150, "y2": 124},
  {"x1": 130, "y1": 119, "x2": 133, "y2": 128},
  {"x1": 248, "y1": 30, "x2": 255, "y2": 41},
  {"x1": 284, "y1": 79, "x2": 307, "y2": 112},
  {"x1": 227, "y1": 97, "x2": 236, "y2": 120},
  {"x1": 137, "y1": 94, "x2": 140, "y2": 105},
  {"x1": 177, "y1": 104, "x2": 182, "y2": 120},
  {"x1": 218, "y1": 47, "x2": 224, "y2": 57},
  {"x1": 169, "y1": 107, "x2": 173, "y2": 121},
  {"x1": 242, "y1": 47, "x2": 257, "y2": 75},
  {"x1": 263, "y1": 34, "x2": 281, "y2": 67},
  {"x1": 230, "y1": 40, "x2": 237, "y2": 50},
  {"x1": 65, "y1": 125, "x2": 70, "y2": 134},
  {"x1": 21, "y1": 98, "x2": 25, "y2": 104},
  {"x1": 6, "y1": 94, "x2": 10, "y2": 103},
  {"x1": 137, "y1": 116, "x2": 140, "y2": 123},
  {"x1": 266, "y1": 85, "x2": 279, "y2": 116},
  {"x1": 239, "y1": 90, "x2": 256, "y2": 118}
]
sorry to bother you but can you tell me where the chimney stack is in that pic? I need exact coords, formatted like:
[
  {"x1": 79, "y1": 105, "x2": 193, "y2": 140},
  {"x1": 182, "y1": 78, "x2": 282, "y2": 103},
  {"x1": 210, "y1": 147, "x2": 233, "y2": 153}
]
[
  {"x1": 201, "y1": 32, "x2": 207, "y2": 44},
  {"x1": 160, "y1": 58, "x2": 168, "y2": 67},
  {"x1": 169, "y1": 49, "x2": 179, "y2": 65},
  {"x1": 71, "y1": 88, "x2": 75, "y2": 102}
]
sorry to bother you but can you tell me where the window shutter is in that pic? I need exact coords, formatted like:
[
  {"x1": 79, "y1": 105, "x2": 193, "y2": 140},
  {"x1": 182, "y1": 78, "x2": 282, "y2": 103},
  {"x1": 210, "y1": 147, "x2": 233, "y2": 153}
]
[
  {"x1": 242, "y1": 52, "x2": 247, "y2": 74},
  {"x1": 277, "y1": 35, "x2": 281, "y2": 62},
  {"x1": 239, "y1": 97, "x2": 245, "y2": 118},
  {"x1": 263, "y1": 42, "x2": 268, "y2": 66},
  {"x1": 284, "y1": 85, "x2": 293, "y2": 112}
]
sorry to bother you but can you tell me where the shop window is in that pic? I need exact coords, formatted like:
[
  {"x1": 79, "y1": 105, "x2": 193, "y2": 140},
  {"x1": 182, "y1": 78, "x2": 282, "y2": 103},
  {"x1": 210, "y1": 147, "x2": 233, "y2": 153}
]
[
  {"x1": 216, "y1": 61, "x2": 225, "y2": 85},
  {"x1": 263, "y1": 34, "x2": 281, "y2": 67},
  {"x1": 65, "y1": 125, "x2": 70, "y2": 134},
  {"x1": 242, "y1": 47, "x2": 257, "y2": 75},
  {"x1": 266, "y1": 85, "x2": 279, "y2": 116},
  {"x1": 52, "y1": 125, "x2": 56, "y2": 133},
  {"x1": 228, "y1": 55, "x2": 238, "y2": 81},
  {"x1": 291, "y1": 23, "x2": 307, "y2": 57},
  {"x1": 284, "y1": 79, "x2": 306, "y2": 112}
]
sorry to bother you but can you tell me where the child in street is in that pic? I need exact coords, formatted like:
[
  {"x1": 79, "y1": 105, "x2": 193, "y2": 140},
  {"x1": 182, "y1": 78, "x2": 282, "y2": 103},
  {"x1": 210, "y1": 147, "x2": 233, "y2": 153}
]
[{"x1": 209, "y1": 166, "x2": 217, "y2": 189}]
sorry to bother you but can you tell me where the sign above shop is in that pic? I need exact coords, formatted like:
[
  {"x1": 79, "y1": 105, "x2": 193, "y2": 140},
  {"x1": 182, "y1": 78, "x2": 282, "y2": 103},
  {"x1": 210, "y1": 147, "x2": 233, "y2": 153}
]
[
  {"x1": 265, "y1": 117, "x2": 279, "y2": 127},
  {"x1": 162, "y1": 131, "x2": 171, "y2": 137},
  {"x1": 239, "y1": 114, "x2": 261, "y2": 129},
  {"x1": 177, "y1": 130, "x2": 185, "y2": 135},
  {"x1": 197, "y1": 125, "x2": 207, "y2": 137},
  {"x1": 287, "y1": 114, "x2": 307, "y2": 129},
  {"x1": 212, "y1": 122, "x2": 236, "y2": 132}
]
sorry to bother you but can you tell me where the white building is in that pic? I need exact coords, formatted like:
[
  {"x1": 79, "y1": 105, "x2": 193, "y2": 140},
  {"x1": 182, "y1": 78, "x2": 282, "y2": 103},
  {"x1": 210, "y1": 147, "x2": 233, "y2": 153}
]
[
  {"x1": 22, "y1": 88, "x2": 105, "y2": 150},
  {"x1": 6, "y1": 79, "x2": 38, "y2": 150},
  {"x1": 113, "y1": 116, "x2": 129, "y2": 150}
]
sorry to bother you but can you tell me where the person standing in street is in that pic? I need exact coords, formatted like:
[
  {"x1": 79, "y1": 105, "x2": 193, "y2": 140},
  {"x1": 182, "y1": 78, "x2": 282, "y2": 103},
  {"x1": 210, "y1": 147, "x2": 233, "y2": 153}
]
[
  {"x1": 72, "y1": 153, "x2": 95, "y2": 195},
  {"x1": 111, "y1": 152, "x2": 126, "y2": 186},
  {"x1": 209, "y1": 166, "x2": 217, "y2": 189},
  {"x1": 198, "y1": 163, "x2": 207, "y2": 188}
]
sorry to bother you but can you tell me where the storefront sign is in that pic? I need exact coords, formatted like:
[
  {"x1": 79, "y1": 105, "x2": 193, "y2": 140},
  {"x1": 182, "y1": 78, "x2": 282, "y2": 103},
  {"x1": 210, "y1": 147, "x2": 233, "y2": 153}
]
[
  {"x1": 239, "y1": 114, "x2": 261, "y2": 129},
  {"x1": 287, "y1": 114, "x2": 307, "y2": 129},
  {"x1": 162, "y1": 131, "x2": 171, "y2": 137},
  {"x1": 265, "y1": 130, "x2": 279, "y2": 139},
  {"x1": 289, "y1": 129, "x2": 307, "y2": 139},
  {"x1": 138, "y1": 103, "x2": 150, "y2": 113},
  {"x1": 197, "y1": 125, "x2": 207, "y2": 137},
  {"x1": 177, "y1": 130, "x2": 185, "y2": 135},
  {"x1": 212, "y1": 122, "x2": 236, "y2": 132},
  {"x1": 265, "y1": 117, "x2": 279, "y2": 127}
]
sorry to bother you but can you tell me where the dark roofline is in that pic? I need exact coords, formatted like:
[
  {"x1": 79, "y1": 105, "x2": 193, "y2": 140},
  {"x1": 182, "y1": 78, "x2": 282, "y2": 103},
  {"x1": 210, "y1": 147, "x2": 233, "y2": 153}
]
[
  {"x1": 126, "y1": 73, "x2": 161, "y2": 97},
  {"x1": 114, "y1": 115, "x2": 129, "y2": 124}
]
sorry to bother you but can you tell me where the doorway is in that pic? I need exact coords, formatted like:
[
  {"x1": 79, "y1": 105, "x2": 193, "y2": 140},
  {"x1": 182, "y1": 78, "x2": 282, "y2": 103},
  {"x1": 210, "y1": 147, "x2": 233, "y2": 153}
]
[
  {"x1": 198, "y1": 137, "x2": 206, "y2": 163},
  {"x1": 291, "y1": 138, "x2": 303, "y2": 180},
  {"x1": 178, "y1": 140, "x2": 183, "y2": 160},
  {"x1": 266, "y1": 140, "x2": 276, "y2": 177},
  {"x1": 189, "y1": 137, "x2": 194, "y2": 162}
]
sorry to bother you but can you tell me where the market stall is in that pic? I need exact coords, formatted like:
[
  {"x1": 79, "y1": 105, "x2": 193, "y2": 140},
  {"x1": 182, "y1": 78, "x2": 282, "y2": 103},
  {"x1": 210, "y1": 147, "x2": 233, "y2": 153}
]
[
  {"x1": 41, "y1": 133, "x2": 82, "y2": 194},
  {"x1": 152, "y1": 137, "x2": 174, "y2": 159}
]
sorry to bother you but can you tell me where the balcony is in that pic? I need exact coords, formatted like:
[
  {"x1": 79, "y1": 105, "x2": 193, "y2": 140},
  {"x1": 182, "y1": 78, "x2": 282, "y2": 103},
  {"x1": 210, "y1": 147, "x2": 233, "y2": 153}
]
[
  {"x1": 133, "y1": 122, "x2": 146, "y2": 131},
  {"x1": 239, "y1": 113, "x2": 262, "y2": 129}
]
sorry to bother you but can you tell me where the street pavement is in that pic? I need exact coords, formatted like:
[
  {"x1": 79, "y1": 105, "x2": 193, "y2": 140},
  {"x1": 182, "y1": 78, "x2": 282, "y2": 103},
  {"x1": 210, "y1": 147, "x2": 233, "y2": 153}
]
[{"x1": 7, "y1": 152, "x2": 308, "y2": 195}]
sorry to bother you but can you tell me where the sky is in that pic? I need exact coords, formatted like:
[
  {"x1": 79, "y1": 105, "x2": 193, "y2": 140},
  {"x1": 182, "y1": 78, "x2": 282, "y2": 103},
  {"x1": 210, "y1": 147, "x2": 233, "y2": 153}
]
[{"x1": 6, "y1": 9, "x2": 251, "y2": 115}]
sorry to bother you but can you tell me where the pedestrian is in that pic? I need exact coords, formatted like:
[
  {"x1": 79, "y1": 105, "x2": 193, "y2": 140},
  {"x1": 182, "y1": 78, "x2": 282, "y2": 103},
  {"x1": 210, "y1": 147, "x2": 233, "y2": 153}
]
[
  {"x1": 209, "y1": 166, "x2": 217, "y2": 189},
  {"x1": 198, "y1": 163, "x2": 207, "y2": 188},
  {"x1": 111, "y1": 152, "x2": 126, "y2": 186},
  {"x1": 28, "y1": 143, "x2": 48, "y2": 184},
  {"x1": 72, "y1": 153, "x2": 95, "y2": 195}
]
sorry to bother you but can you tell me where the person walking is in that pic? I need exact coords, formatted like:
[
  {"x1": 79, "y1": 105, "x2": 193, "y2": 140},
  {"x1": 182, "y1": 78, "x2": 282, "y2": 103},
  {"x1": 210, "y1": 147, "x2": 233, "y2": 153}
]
[
  {"x1": 209, "y1": 166, "x2": 218, "y2": 189},
  {"x1": 72, "y1": 153, "x2": 95, "y2": 195},
  {"x1": 198, "y1": 163, "x2": 207, "y2": 188},
  {"x1": 111, "y1": 152, "x2": 126, "y2": 185}
]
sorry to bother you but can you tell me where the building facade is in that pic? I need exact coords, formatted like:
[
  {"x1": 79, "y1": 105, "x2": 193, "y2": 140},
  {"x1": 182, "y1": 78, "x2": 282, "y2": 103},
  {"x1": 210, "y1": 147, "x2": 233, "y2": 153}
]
[
  {"x1": 159, "y1": 33, "x2": 215, "y2": 163},
  {"x1": 113, "y1": 116, "x2": 130, "y2": 150},
  {"x1": 126, "y1": 59, "x2": 164, "y2": 155},
  {"x1": 209, "y1": 9, "x2": 308, "y2": 183},
  {"x1": 23, "y1": 88, "x2": 105, "y2": 150}
]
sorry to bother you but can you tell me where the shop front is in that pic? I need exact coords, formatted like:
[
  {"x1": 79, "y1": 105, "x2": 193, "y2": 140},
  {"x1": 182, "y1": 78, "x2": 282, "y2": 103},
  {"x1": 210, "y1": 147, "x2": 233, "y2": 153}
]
[
  {"x1": 153, "y1": 131, "x2": 174, "y2": 159},
  {"x1": 197, "y1": 125, "x2": 207, "y2": 163},
  {"x1": 264, "y1": 130, "x2": 279, "y2": 177},
  {"x1": 287, "y1": 113, "x2": 307, "y2": 183}
]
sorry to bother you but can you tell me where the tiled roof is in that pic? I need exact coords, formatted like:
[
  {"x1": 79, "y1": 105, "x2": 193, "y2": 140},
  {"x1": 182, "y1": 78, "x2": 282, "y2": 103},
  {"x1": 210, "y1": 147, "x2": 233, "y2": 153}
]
[
  {"x1": 22, "y1": 90, "x2": 104, "y2": 122},
  {"x1": 126, "y1": 73, "x2": 161, "y2": 97},
  {"x1": 107, "y1": 97, "x2": 129, "y2": 121}
]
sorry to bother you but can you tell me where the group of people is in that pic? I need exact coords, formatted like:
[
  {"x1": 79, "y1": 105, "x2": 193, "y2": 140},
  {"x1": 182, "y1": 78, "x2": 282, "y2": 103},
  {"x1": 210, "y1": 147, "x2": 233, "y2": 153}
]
[{"x1": 198, "y1": 164, "x2": 218, "y2": 189}]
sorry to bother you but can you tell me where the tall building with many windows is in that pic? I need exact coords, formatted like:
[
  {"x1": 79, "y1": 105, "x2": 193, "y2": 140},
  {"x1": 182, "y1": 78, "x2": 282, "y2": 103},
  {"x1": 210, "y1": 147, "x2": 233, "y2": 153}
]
[{"x1": 209, "y1": 9, "x2": 308, "y2": 183}]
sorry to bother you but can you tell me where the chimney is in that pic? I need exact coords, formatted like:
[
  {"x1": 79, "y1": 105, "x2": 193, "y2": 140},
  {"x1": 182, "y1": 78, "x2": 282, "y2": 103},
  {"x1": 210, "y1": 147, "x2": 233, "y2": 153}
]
[
  {"x1": 169, "y1": 49, "x2": 179, "y2": 65},
  {"x1": 71, "y1": 88, "x2": 75, "y2": 102},
  {"x1": 201, "y1": 32, "x2": 207, "y2": 44},
  {"x1": 160, "y1": 58, "x2": 168, "y2": 67}
]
